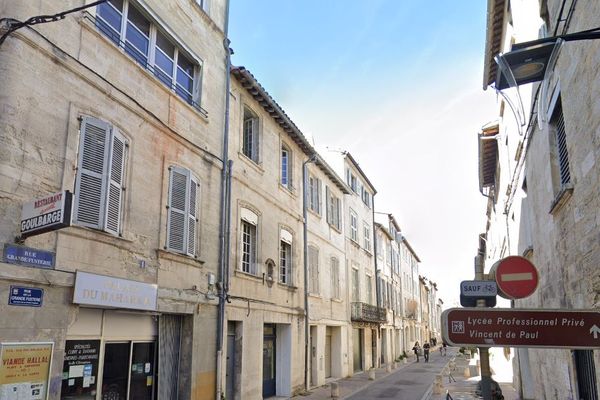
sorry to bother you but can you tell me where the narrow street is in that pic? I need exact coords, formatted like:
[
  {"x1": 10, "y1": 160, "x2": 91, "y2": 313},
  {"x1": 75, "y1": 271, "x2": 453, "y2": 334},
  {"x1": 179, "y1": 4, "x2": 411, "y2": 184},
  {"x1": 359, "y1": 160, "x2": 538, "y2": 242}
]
[{"x1": 346, "y1": 350, "x2": 451, "y2": 400}]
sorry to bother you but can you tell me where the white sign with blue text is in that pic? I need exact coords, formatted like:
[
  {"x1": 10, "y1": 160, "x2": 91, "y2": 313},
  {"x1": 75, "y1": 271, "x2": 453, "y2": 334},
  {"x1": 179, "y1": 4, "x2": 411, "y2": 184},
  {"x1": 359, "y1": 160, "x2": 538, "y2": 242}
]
[{"x1": 460, "y1": 280, "x2": 498, "y2": 297}]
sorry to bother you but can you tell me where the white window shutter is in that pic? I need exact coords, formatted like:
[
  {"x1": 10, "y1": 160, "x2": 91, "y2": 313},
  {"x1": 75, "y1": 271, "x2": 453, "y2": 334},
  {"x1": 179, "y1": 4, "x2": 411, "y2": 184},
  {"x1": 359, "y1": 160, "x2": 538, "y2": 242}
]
[
  {"x1": 167, "y1": 167, "x2": 189, "y2": 253},
  {"x1": 74, "y1": 116, "x2": 111, "y2": 229},
  {"x1": 336, "y1": 197, "x2": 341, "y2": 229},
  {"x1": 187, "y1": 174, "x2": 199, "y2": 257},
  {"x1": 325, "y1": 186, "x2": 330, "y2": 224},
  {"x1": 316, "y1": 178, "x2": 321, "y2": 214},
  {"x1": 105, "y1": 129, "x2": 127, "y2": 235}
]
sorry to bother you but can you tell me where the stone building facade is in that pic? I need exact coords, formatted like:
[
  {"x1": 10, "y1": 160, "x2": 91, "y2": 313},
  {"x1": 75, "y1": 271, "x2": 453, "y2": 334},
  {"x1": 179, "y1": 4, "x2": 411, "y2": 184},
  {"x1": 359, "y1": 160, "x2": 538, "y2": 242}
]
[
  {"x1": 0, "y1": 1, "x2": 229, "y2": 399},
  {"x1": 481, "y1": 0, "x2": 600, "y2": 398},
  {"x1": 0, "y1": 3, "x2": 446, "y2": 400}
]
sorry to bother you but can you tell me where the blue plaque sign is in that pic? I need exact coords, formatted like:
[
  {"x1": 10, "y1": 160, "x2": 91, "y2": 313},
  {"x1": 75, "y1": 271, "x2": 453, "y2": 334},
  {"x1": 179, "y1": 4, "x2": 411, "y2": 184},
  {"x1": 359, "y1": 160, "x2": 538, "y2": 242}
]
[
  {"x1": 8, "y1": 286, "x2": 44, "y2": 307},
  {"x1": 3, "y1": 244, "x2": 55, "y2": 269}
]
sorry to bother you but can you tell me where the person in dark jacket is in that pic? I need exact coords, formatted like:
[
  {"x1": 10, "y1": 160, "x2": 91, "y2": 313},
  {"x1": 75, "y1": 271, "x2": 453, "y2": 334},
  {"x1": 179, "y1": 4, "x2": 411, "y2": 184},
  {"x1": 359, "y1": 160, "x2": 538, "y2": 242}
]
[{"x1": 423, "y1": 342, "x2": 430, "y2": 362}]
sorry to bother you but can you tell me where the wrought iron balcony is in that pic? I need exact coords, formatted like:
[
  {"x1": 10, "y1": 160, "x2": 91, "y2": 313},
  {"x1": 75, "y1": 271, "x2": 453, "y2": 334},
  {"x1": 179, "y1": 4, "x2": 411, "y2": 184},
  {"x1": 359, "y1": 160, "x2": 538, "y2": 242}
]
[{"x1": 351, "y1": 302, "x2": 387, "y2": 323}]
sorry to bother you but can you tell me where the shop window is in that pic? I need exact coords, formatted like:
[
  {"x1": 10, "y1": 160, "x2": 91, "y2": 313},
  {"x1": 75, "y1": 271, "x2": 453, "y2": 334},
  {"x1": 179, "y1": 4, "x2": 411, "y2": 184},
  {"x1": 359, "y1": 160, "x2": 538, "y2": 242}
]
[{"x1": 102, "y1": 341, "x2": 156, "y2": 400}]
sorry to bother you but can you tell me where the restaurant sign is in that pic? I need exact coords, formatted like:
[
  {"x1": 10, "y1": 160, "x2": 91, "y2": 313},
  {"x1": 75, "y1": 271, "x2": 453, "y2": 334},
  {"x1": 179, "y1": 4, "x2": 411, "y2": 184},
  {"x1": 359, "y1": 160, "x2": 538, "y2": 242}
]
[
  {"x1": 73, "y1": 271, "x2": 158, "y2": 311},
  {"x1": 20, "y1": 191, "x2": 72, "y2": 238}
]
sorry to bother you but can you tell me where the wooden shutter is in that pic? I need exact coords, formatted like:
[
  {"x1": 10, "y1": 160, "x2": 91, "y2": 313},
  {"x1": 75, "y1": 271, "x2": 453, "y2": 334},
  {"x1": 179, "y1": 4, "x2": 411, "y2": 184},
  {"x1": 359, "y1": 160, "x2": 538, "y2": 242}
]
[
  {"x1": 105, "y1": 129, "x2": 126, "y2": 235},
  {"x1": 187, "y1": 175, "x2": 198, "y2": 257},
  {"x1": 167, "y1": 167, "x2": 188, "y2": 253},
  {"x1": 74, "y1": 116, "x2": 111, "y2": 229}
]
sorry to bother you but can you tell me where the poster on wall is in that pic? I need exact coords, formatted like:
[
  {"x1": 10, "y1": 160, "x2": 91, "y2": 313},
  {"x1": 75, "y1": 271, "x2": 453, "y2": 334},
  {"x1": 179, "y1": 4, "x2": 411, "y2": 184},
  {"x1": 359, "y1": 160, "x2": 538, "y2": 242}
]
[
  {"x1": 60, "y1": 340, "x2": 100, "y2": 399},
  {"x1": 0, "y1": 342, "x2": 53, "y2": 400}
]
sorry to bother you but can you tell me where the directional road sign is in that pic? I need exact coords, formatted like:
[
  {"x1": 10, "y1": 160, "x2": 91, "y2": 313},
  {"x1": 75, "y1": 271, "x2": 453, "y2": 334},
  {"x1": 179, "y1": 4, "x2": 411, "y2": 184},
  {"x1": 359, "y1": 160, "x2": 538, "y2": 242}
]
[
  {"x1": 491, "y1": 256, "x2": 539, "y2": 299},
  {"x1": 442, "y1": 308, "x2": 600, "y2": 349}
]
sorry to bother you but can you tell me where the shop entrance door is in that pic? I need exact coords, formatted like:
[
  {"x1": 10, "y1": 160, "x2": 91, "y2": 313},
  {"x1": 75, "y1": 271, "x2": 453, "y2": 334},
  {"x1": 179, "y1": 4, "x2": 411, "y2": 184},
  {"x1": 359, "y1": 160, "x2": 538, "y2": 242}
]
[
  {"x1": 262, "y1": 324, "x2": 276, "y2": 398},
  {"x1": 102, "y1": 342, "x2": 155, "y2": 400},
  {"x1": 129, "y1": 342, "x2": 155, "y2": 400},
  {"x1": 102, "y1": 343, "x2": 130, "y2": 400},
  {"x1": 352, "y1": 328, "x2": 362, "y2": 372}
]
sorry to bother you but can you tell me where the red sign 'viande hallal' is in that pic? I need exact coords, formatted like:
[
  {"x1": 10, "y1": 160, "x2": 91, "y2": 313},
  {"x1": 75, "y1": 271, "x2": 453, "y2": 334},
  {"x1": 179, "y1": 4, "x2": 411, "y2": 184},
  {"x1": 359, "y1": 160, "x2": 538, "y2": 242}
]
[{"x1": 442, "y1": 308, "x2": 600, "y2": 349}]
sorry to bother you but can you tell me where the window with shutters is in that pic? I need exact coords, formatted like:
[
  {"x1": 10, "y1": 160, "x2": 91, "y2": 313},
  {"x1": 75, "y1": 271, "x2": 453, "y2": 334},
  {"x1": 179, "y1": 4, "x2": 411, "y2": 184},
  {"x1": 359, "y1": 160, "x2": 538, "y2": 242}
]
[
  {"x1": 350, "y1": 210, "x2": 358, "y2": 242},
  {"x1": 95, "y1": 0, "x2": 204, "y2": 113},
  {"x1": 351, "y1": 267, "x2": 359, "y2": 302},
  {"x1": 279, "y1": 229, "x2": 293, "y2": 285},
  {"x1": 74, "y1": 116, "x2": 128, "y2": 236},
  {"x1": 325, "y1": 186, "x2": 341, "y2": 230},
  {"x1": 366, "y1": 275, "x2": 373, "y2": 305},
  {"x1": 361, "y1": 186, "x2": 371, "y2": 208},
  {"x1": 240, "y1": 207, "x2": 259, "y2": 275},
  {"x1": 281, "y1": 144, "x2": 292, "y2": 190},
  {"x1": 308, "y1": 246, "x2": 319, "y2": 294},
  {"x1": 363, "y1": 223, "x2": 371, "y2": 252},
  {"x1": 242, "y1": 107, "x2": 260, "y2": 163},
  {"x1": 166, "y1": 166, "x2": 199, "y2": 256},
  {"x1": 331, "y1": 257, "x2": 340, "y2": 299},
  {"x1": 548, "y1": 96, "x2": 574, "y2": 213},
  {"x1": 308, "y1": 175, "x2": 321, "y2": 215}
]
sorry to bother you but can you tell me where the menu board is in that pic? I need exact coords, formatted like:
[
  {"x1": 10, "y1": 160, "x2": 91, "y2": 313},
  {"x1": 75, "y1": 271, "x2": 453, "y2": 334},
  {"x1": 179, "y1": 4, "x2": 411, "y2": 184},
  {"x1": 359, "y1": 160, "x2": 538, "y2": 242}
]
[
  {"x1": 61, "y1": 340, "x2": 100, "y2": 399},
  {"x1": 0, "y1": 342, "x2": 53, "y2": 400}
]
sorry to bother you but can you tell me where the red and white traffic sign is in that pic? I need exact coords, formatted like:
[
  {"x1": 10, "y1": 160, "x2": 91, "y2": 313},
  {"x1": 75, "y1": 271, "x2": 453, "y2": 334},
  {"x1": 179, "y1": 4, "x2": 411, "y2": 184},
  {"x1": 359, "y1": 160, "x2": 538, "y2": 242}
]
[
  {"x1": 442, "y1": 308, "x2": 600, "y2": 349},
  {"x1": 491, "y1": 256, "x2": 539, "y2": 299}
]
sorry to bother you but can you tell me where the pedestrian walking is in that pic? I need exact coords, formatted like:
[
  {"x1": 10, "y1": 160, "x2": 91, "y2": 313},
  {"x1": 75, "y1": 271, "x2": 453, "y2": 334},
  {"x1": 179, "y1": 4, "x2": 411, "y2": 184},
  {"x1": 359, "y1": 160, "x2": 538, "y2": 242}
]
[
  {"x1": 442, "y1": 341, "x2": 448, "y2": 356},
  {"x1": 412, "y1": 341, "x2": 421, "y2": 362},
  {"x1": 423, "y1": 342, "x2": 430, "y2": 362}
]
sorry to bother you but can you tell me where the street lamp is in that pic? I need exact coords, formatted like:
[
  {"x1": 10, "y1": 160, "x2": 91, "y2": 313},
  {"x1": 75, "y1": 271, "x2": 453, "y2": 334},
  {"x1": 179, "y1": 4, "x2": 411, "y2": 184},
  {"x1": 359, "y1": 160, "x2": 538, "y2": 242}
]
[
  {"x1": 494, "y1": 27, "x2": 600, "y2": 128},
  {"x1": 494, "y1": 27, "x2": 600, "y2": 89}
]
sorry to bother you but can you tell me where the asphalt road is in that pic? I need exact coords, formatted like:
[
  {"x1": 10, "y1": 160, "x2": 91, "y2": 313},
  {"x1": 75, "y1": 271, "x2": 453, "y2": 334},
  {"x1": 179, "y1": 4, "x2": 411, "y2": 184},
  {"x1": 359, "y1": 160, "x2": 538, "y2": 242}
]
[{"x1": 346, "y1": 350, "x2": 452, "y2": 400}]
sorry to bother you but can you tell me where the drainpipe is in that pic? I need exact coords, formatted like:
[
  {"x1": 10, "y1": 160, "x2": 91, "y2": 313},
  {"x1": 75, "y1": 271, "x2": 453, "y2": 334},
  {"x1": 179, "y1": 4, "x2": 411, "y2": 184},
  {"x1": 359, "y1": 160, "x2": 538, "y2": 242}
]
[
  {"x1": 302, "y1": 155, "x2": 317, "y2": 392},
  {"x1": 216, "y1": 0, "x2": 232, "y2": 399},
  {"x1": 371, "y1": 196, "x2": 381, "y2": 367}
]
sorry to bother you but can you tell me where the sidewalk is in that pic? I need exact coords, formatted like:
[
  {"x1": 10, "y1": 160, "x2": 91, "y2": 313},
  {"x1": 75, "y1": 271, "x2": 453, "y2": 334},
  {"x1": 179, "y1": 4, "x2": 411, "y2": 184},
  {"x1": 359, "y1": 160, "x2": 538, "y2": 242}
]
[
  {"x1": 429, "y1": 349, "x2": 520, "y2": 400},
  {"x1": 292, "y1": 356, "x2": 418, "y2": 400}
]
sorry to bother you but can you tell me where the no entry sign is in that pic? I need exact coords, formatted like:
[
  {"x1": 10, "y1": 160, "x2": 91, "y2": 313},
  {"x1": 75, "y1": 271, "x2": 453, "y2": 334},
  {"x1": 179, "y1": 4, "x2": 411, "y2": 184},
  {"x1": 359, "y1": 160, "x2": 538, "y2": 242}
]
[
  {"x1": 442, "y1": 308, "x2": 600, "y2": 349},
  {"x1": 491, "y1": 256, "x2": 538, "y2": 299}
]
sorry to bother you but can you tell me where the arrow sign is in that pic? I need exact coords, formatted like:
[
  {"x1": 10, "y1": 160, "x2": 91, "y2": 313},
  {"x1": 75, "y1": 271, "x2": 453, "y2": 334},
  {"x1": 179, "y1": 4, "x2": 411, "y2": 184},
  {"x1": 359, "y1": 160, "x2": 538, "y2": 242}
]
[{"x1": 442, "y1": 308, "x2": 600, "y2": 349}]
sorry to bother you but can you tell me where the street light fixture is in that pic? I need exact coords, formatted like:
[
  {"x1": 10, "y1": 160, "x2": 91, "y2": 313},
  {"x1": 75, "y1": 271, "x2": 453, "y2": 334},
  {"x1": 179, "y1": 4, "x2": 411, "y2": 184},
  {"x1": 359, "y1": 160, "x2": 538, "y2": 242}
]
[{"x1": 495, "y1": 26, "x2": 600, "y2": 90}]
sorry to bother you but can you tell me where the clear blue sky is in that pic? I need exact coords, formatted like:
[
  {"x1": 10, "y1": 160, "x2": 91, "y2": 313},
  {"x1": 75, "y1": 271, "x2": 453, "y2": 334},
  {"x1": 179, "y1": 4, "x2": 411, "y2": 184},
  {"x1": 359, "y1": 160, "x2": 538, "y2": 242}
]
[{"x1": 229, "y1": 1, "x2": 499, "y2": 305}]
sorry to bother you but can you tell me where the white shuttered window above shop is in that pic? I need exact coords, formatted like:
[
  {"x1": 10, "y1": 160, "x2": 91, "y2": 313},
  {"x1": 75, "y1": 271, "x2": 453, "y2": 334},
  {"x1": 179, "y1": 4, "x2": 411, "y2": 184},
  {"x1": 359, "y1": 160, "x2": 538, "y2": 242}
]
[
  {"x1": 166, "y1": 166, "x2": 199, "y2": 256},
  {"x1": 74, "y1": 116, "x2": 127, "y2": 236}
]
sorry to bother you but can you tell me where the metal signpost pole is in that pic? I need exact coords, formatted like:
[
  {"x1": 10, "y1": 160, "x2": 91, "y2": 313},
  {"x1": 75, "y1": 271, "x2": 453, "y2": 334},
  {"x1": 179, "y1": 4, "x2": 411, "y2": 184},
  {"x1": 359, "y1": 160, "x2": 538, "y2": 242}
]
[{"x1": 474, "y1": 255, "x2": 493, "y2": 400}]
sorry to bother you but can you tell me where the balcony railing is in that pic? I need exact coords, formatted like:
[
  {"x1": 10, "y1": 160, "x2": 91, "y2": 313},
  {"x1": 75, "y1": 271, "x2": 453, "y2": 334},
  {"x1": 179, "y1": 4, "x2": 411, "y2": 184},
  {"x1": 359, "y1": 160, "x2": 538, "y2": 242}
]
[{"x1": 351, "y1": 302, "x2": 387, "y2": 323}]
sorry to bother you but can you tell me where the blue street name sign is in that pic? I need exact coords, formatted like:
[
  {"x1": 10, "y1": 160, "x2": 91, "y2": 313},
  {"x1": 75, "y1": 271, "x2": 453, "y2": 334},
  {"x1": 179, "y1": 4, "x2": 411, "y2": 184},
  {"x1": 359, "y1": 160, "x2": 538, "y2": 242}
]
[
  {"x1": 8, "y1": 286, "x2": 44, "y2": 307},
  {"x1": 3, "y1": 244, "x2": 55, "y2": 269}
]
